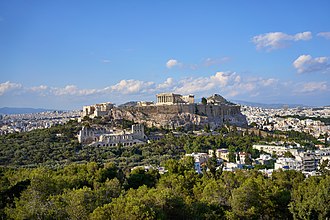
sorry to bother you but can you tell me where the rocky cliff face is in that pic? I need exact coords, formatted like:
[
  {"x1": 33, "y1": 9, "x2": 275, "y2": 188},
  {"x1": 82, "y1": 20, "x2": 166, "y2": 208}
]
[{"x1": 109, "y1": 104, "x2": 247, "y2": 129}]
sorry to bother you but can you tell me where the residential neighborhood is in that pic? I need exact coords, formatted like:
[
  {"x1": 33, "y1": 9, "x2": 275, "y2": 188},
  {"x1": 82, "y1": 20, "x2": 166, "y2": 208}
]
[
  {"x1": 186, "y1": 144, "x2": 330, "y2": 176},
  {"x1": 241, "y1": 106, "x2": 330, "y2": 138},
  {"x1": 0, "y1": 110, "x2": 81, "y2": 135}
]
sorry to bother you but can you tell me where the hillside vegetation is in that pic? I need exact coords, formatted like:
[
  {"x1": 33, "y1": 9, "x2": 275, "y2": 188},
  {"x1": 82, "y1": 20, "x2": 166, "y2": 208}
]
[
  {"x1": 0, "y1": 119, "x2": 320, "y2": 169},
  {"x1": 0, "y1": 119, "x2": 328, "y2": 219},
  {"x1": 1, "y1": 161, "x2": 330, "y2": 219}
]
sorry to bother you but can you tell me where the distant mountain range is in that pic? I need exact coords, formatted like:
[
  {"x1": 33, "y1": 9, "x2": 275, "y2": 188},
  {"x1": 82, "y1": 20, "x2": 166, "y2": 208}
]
[
  {"x1": 230, "y1": 100, "x2": 311, "y2": 109},
  {"x1": 0, "y1": 107, "x2": 56, "y2": 115}
]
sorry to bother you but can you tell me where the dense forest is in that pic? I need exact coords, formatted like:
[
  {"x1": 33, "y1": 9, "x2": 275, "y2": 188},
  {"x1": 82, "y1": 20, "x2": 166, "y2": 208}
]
[
  {"x1": 0, "y1": 119, "x2": 328, "y2": 219},
  {"x1": 1, "y1": 161, "x2": 330, "y2": 219}
]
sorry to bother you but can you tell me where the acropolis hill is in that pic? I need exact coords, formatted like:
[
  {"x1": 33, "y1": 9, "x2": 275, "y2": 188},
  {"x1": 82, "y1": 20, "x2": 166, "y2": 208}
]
[{"x1": 82, "y1": 93, "x2": 247, "y2": 129}]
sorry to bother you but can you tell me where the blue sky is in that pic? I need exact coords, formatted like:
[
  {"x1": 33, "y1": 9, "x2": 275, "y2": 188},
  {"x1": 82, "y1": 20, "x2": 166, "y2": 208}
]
[{"x1": 1, "y1": 1, "x2": 330, "y2": 109}]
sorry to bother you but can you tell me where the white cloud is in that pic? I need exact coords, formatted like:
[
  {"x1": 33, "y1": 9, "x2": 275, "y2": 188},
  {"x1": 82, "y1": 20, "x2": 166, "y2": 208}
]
[
  {"x1": 317, "y1": 32, "x2": 330, "y2": 40},
  {"x1": 166, "y1": 57, "x2": 230, "y2": 70},
  {"x1": 173, "y1": 72, "x2": 240, "y2": 94},
  {"x1": 0, "y1": 81, "x2": 22, "y2": 95},
  {"x1": 174, "y1": 77, "x2": 212, "y2": 94},
  {"x1": 203, "y1": 57, "x2": 230, "y2": 66},
  {"x1": 28, "y1": 85, "x2": 49, "y2": 96},
  {"x1": 261, "y1": 78, "x2": 278, "y2": 86},
  {"x1": 294, "y1": 32, "x2": 312, "y2": 40},
  {"x1": 252, "y1": 31, "x2": 312, "y2": 50},
  {"x1": 239, "y1": 82, "x2": 256, "y2": 92},
  {"x1": 166, "y1": 59, "x2": 181, "y2": 69},
  {"x1": 157, "y1": 78, "x2": 174, "y2": 90},
  {"x1": 211, "y1": 71, "x2": 232, "y2": 87},
  {"x1": 293, "y1": 54, "x2": 330, "y2": 74},
  {"x1": 224, "y1": 76, "x2": 279, "y2": 99},
  {"x1": 170, "y1": 71, "x2": 280, "y2": 99},
  {"x1": 2, "y1": 71, "x2": 327, "y2": 108},
  {"x1": 234, "y1": 75, "x2": 241, "y2": 83},
  {"x1": 52, "y1": 85, "x2": 79, "y2": 96},
  {"x1": 52, "y1": 85, "x2": 99, "y2": 96},
  {"x1": 300, "y1": 82, "x2": 328, "y2": 93},
  {"x1": 101, "y1": 59, "x2": 111, "y2": 63},
  {"x1": 29, "y1": 85, "x2": 48, "y2": 92},
  {"x1": 111, "y1": 79, "x2": 154, "y2": 94}
]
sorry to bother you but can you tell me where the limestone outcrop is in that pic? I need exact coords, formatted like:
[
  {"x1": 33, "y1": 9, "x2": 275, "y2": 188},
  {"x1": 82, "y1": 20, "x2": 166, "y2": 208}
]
[
  {"x1": 82, "y1": 93, "x2": 248, "y2": 129},
  {"x1": 109, "y1": 103, "x2": 247, "y2": 129}
]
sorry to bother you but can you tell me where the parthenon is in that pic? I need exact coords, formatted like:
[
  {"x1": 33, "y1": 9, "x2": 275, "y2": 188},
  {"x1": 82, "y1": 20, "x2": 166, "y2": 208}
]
[{"x1": 156, "y1": 93, "x2": 194, "y2": 105}]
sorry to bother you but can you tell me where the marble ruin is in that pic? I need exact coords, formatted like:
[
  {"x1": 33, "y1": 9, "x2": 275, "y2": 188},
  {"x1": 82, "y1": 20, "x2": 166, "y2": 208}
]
[
  {"x1": 78, "y1": 124, "x2": 147, "y2": 147},
  {"x1": 156, "y1": 93, "x2": 194, "y2": 105},
  {"x1": 82, "y1": 102, "x2": 114, "y2": 118},
  {"x1": 80, "y1": 92, "x2": 247, "y2": 139}
]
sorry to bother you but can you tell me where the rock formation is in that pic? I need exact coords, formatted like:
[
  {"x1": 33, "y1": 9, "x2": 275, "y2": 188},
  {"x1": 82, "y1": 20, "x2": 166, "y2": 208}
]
[{"x1": 83, "y1": 94, "x2": 248, "y2": 130}]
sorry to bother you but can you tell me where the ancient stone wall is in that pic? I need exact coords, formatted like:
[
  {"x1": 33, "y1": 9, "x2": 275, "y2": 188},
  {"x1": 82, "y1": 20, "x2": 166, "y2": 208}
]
[
  {"x1": 133, "y1": 104, "x2": 196, "y2": 115},
  {"x1": 115, "y1": 104, "x2": 246, "y2": 129},
  {"x1": 132, "y1": 104, "x2": 241, "y2": 118}
]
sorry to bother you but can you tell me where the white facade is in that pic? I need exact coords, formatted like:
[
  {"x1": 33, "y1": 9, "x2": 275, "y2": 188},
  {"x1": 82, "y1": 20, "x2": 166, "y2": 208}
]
[
  {"x1": 82, "y1": 102, "x2": 114, "y2": 118},
  {"x1": 223, "y1": 162, "x2": 244, "y2": 171},
  {"x1": 208, "y1": 148, "x2": 230, "y2": 161},
  {"x1": 78, "y1": 127, "x2": 107, "y2": 144},
  {"x1": 255, "y1": 154, "x2": 273, "y2": 165},
  {"x1": 274, "y1": 152, "x2": 318, "y2": 172},
  {"x1": 253, "y1": 144, "x2": 289, "y2": 156},
  {"x1": 78, "y1": 124, "x2": 147, "y2": 147},
  {"x1": 185, "y1": 153, "x2": 209, "y2": 164},
  {"x1": 275, "y1": 157, "x2": 302, "y2": 170},
  {"x1": 156, "y1": 93, "x2": 194, "y2": 105}
]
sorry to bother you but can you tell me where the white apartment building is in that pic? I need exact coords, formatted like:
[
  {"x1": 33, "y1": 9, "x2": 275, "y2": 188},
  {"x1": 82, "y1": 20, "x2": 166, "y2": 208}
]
[
  {"x1": 253, "y1": 144, "x2": 289, "y2": 155},
  {"x1": 208, "y1": 148, "x2": 230, "y2": 161},
  {"x1": 275, "y1": 157, "x2": 302, "y2": 170}
]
